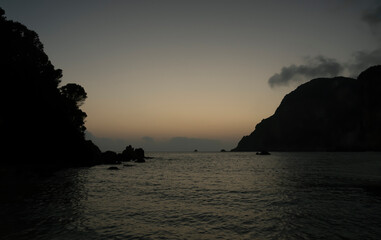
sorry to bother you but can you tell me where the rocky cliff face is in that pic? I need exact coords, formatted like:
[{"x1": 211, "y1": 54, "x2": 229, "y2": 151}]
[{"x1": 233, "y1": 66, "x2": 381, "y2": 151}]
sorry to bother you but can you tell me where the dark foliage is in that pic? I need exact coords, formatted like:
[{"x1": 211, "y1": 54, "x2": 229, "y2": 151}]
[
  {"x1": 0, "y1": 8, "x2": 99, "y2": 167},
  {"x1": 60, "y1": 83, "x2": 87, "y2": 107},
  {"x1": 101, "y1": 151, "x2": 121, "y2": 165},
  {"x1": 233, "y1": 65, "x2": 381, "y2": 151}
]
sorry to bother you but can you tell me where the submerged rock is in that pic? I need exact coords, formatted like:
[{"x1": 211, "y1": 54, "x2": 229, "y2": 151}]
[
  {"x1": 256, "y1": 151, "x2": 270, "y2": 155},
  {"x1": 107, "y1": 166, "x2": 119, "y2": 170},
  {"x1": 135, "y1": 158, "x2": 145, "y2": 163},
  {"x1": 123, "y1": 164, "x2": 135, "y2": 167}
]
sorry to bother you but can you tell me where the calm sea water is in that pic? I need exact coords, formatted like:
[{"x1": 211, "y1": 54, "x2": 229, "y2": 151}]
[{"x1": 2, "y1": 152, "x2": 381, "y2": 239}]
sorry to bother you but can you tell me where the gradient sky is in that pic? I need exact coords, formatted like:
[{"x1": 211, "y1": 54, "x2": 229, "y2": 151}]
[{"x1": 2, "y1": 0, "x2": 380, "y2": 151}]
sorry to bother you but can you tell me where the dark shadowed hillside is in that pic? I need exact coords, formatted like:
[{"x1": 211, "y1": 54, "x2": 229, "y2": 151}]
[{"x1": 233, "y1": 65, "x2": 381, "y2": 151}]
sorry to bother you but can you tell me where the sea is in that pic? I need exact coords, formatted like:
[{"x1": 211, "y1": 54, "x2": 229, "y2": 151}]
[{"x1": 1, "y1": 152, "x2": 381, "y2": 240}]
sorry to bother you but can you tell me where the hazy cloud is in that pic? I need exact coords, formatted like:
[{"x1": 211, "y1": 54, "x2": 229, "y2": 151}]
[
  {"x1": 142, "y1": 136, "x2": 223, "y2": 151},
  {"x1": 142, "y1": 136, "x2": 155, "y2": 143},
  {"x1": 85, "y1": 131, "x2": 128, "y2": 152},
  {"x1": 362, "y1": 4, "x2": 381, "y2": 36},
  {"x1": 269, "y1": 3, "x2": 381, "y2": 88},
  {"x1": 167, "y1": 137, "x2": 222, "y2": 151},
  {"x1": 268, "y1": 50, "x2": 381, "y2": 87},
  {"x1": 348, "y1": 48, "x2": 381, "y2": 77},
  {"x1": 349, "y1": 4, "x2": 381, "y2": 75},
  {"x1": 86, "y1": 132, "x2": 227, "y2": 152},
  {"x1": 268, "y1": 56, "x2": 344, "y2": 88}
]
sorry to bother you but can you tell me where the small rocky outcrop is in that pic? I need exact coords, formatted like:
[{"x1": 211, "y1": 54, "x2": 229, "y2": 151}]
[
  {"x1": 107, "y1": 166, "x2": 119, "y2": 170},
  {"x1": 100, "y1": 145, "x2": 146, "y2": 164}
]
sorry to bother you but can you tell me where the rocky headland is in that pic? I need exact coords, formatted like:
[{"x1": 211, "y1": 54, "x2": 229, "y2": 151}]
[{"x1": 233, "y1": 66, "x2": 381, "y2": 152}]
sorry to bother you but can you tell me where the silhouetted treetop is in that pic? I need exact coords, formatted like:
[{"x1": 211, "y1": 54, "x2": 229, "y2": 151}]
[
  {"x1": 0, "y1": 7, "x2": 5, "y2": 18},
  {"x1": 0, "y1": 12, "x2": 62, "y2": 90},
  {"x1": 60, "y1": 83, "x2": 87, "y2": 107}
]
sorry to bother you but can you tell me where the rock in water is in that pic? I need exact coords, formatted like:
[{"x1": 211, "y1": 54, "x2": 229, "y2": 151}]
[
  {"x1": 107, "y1": 166, "x2": 119, "y2": 170},
  {"x1": 256, "y1": 151, "x2": 270, "y2": 155}
]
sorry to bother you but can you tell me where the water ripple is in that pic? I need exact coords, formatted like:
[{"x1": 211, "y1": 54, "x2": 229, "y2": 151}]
[{"x1": 2, "y1": 152, "x2": 381, "y2": 239}]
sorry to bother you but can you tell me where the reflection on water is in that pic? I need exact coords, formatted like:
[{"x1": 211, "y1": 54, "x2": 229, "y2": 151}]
[
  {"x1": 1, "y1": 152, "x2": 381, "y2": 239},
  {"x1": 0, "y1": 168, "x2": 91, "y2": 239}
]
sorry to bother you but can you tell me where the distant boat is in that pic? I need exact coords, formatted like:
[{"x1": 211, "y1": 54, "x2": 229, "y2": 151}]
[{"x1": 256, "y1": 151, "x2": 270, "y2": 155}]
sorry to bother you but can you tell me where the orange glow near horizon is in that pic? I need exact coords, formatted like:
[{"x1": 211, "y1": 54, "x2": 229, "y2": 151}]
[
  {"x1": 75, "y1": 49, "x2": 291, "y2": 147},
  {"x1": 5, "y1": 1, "x2": 375, "y2": 150},
  {"x1": 81, "y1": 67, "x2": 289, "y2": 145}
]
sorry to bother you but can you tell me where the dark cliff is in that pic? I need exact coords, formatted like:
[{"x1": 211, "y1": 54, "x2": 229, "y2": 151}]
[{"x1": 233, "y1": 65, "x2": 381, "y2": 151}]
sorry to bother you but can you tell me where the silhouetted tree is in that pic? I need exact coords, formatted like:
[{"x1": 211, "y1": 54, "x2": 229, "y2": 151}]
[
  {"x1": 60, "y1": 83, "x2": 88, "y2": 135},
  {"x1": 0, "y1": 7, "x2": 98, "y2": 167},
  {"x1": 60, "y1": 83, "x2": 87, "y2": 107}
]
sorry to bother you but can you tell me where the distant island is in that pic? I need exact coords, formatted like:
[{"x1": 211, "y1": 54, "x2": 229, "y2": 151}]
[{"x1": 233, "y1": 65, "x2": 381, "y2": 152}]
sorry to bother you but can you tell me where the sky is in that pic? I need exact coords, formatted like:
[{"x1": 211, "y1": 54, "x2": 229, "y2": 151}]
[{"x1": 2, "y1": 0, "x2": 381, "y2": 151}]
